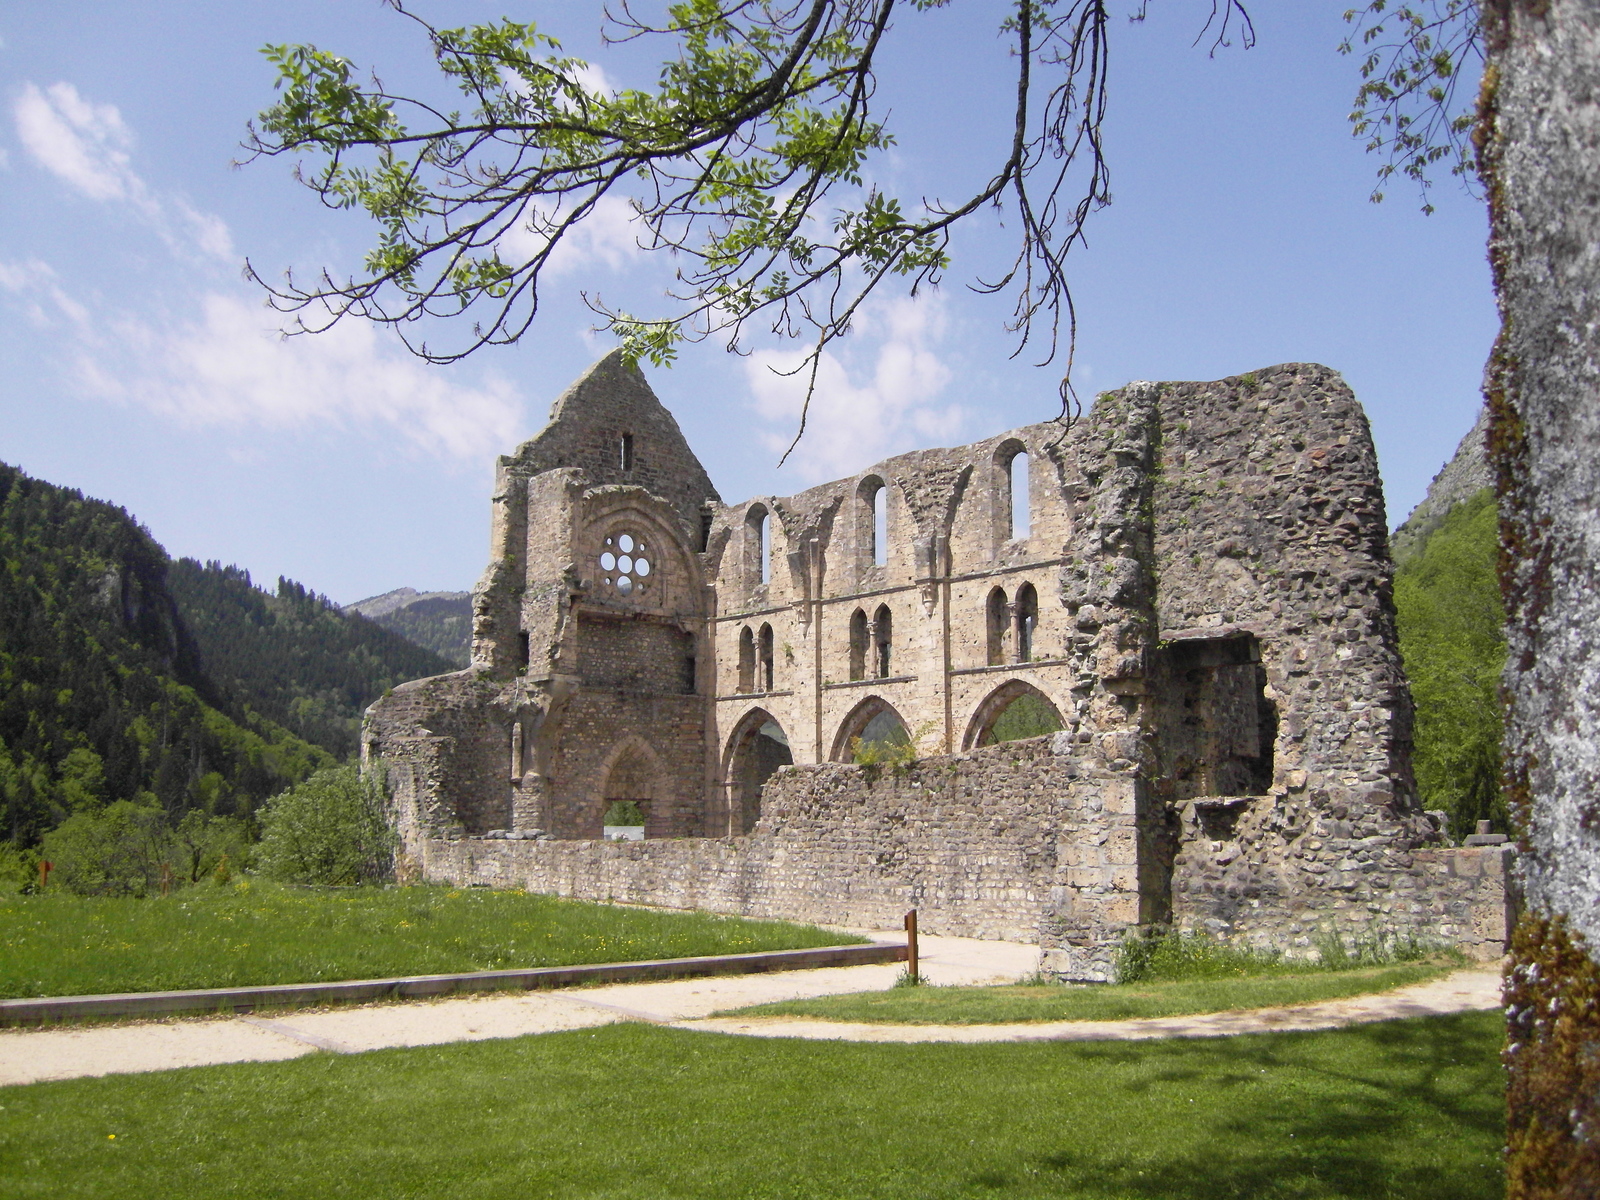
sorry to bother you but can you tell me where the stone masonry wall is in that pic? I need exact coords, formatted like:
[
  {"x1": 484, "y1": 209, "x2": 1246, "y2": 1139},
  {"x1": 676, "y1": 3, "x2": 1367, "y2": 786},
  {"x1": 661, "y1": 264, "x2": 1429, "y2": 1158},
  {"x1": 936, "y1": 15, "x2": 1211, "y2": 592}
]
[{"x1": 419, "y1": 735, "x2": 1142, "y2": 977}]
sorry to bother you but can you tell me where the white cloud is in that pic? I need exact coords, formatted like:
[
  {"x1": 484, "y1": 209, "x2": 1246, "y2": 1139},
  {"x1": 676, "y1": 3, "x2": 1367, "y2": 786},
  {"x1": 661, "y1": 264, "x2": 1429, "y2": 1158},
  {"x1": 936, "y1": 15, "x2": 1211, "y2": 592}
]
[
  {"x1": 745, "y1": 294, "x2": 967, "y2": 481},
  {"x1": 77, "y1": 292, "x2": 524, "y2": 462},
  {"x1": 14, "y1": 81, "x2": 148, "y2": 207},
  {"x1": 0, "y1": 256, "x2": 90, "y2": 326},
  {"x1": 12, "y1": 81, "x2": 233, "y2": 262},
  {"x1": 500, "y1": 193, "x2": 645, "y2": 278}
]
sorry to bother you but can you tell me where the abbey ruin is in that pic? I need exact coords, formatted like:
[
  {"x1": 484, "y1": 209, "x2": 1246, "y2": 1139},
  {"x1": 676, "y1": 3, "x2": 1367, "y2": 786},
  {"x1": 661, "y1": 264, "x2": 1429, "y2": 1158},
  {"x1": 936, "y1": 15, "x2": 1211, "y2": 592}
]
[{"x1": 366, "y1": 352, "x2": 1513, "y2": 978}]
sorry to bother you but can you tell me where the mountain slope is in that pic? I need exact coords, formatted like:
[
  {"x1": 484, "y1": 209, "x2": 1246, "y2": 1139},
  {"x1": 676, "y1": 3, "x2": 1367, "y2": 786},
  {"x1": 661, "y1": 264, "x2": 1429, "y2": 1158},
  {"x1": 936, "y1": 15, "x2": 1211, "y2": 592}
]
[
  {"x1": 169, "y1": 564, "x2": 458, "y2": 757},
  {"x1": 0, "y1": 463, "x2": 331, "y2": 844},
  {"x1": 346, "y1": 588, "x2": 471, "y2": 667}
]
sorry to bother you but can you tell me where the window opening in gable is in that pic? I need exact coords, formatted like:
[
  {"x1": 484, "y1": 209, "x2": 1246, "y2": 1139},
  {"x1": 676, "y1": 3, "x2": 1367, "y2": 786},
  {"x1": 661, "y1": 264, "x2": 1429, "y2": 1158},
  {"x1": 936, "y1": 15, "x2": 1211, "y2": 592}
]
[
  {"x1": 599, "y1": 531, "x2": 653, "y2": 599},
  {"x1": 620, "y1": 432, "x2": 635, "y2": 473}
]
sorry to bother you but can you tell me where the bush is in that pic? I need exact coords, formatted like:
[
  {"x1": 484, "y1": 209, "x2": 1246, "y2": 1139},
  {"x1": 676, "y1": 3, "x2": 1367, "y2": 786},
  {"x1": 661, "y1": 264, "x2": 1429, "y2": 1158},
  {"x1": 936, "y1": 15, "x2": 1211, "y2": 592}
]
[
  {"x1": 255, "y1": 764, "x2": 396, "y2": 886},
  {"x1": 0, "y1": 843, "x2": 39, "y2": 895},
  {"x1": 41, "y1": 800, "x2": 174, "y2": 897}
]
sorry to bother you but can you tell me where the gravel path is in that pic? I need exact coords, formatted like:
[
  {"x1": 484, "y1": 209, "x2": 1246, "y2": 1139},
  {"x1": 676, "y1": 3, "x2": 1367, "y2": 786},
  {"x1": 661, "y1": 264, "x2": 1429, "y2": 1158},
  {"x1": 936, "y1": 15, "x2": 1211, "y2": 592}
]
[{"x1": 0, "y1": 934, "x2": 1501, "y2": 1087}]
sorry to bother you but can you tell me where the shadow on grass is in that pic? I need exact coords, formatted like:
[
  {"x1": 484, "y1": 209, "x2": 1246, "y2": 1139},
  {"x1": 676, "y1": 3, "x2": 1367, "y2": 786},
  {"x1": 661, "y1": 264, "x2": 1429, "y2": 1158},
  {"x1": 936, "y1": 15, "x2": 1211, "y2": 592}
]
[{"x1": 972, "y1": 1015, "x2": 1505, "y2": 1199}]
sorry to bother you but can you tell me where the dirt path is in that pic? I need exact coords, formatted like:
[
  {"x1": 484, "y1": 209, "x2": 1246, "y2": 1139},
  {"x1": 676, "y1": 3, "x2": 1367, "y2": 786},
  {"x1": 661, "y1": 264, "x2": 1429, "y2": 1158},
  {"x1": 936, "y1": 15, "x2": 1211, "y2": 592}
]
[{"x1": 0, "y1": 935, "x2": 1501, "y2": 1087}]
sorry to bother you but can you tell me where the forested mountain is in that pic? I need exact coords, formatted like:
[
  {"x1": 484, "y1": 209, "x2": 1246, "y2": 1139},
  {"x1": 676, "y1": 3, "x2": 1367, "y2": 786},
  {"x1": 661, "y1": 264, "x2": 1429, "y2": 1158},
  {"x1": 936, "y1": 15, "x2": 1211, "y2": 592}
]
[
  {"x1": 0, "y1": 462, "x2": 455, "y2": 849},
  {"x1": 346, "y1": 588, "x2": 471, "y2": 667},
  {"x1": 1393, "y1": 487, "x2": 1506, "y2": 839},
  {"x1": 169, "y1": 564, "x2": 455, "y2": 756},
  {"x1": 1390, "y1": 414, "x2": 1506, "y2": 840},
  {"x1": 0, "y1": 463, "x2": 329, "y2": 845}
]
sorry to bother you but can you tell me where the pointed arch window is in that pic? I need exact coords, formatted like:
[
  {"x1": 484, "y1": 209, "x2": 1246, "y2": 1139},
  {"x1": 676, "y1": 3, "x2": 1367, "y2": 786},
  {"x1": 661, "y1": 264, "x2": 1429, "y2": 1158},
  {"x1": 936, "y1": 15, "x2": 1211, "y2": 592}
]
[
  {"x1": 738, "y1": 626, "x2": 756, "y2": 693},
  {"x1": 873, "y1": 604, "x2": 893, "y2": 679},
  {"x1": 758, "y1": 623, "x2": 775, "y2": 692},
  {"x1": 1015, "y1": 582, "x2": 1038, "y2": 662},
  {"x1": 858, "y1": 477, "x2": 887, "y2": 568},
  {"x1": 848, "y1": 608, "x2": 869, "y2": 681},
  {"x1": 986, "y1": 587, "x2": 1009, "y2": 666},
  {"x1": 1010, "y1": 450, "x2": 1031, "y2": 540},
  {"x1": 746, "y1": 504, "x2": 771, "y2": 587}
]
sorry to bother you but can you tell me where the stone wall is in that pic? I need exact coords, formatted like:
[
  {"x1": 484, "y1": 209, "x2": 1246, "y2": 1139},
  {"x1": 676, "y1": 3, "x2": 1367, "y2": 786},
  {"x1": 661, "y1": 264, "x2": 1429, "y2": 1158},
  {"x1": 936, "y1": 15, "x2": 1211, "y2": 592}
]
[
  {"x1": 417, "y1": 734, "x2": 1141, "y2": 976},
  {"x1": 371, "y1": 354, "x2": 1518, "y2": 971}
]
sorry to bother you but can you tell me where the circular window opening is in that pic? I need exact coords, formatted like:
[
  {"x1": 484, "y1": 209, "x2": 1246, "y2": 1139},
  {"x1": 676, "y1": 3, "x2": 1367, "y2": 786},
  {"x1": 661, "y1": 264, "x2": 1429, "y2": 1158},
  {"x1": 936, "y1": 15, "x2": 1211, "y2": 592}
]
[{"x1": 599, "y1": 532, "x2": 652, "y2": 598}]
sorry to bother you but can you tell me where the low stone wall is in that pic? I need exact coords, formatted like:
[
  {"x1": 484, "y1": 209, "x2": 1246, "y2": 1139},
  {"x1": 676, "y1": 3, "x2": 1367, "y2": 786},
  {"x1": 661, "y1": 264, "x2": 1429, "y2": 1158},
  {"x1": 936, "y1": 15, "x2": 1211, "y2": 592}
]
[
  {"x1": 1168, "y1": 795, "x2": 1517, "y2": 962},
  {"x1": 413, "y1": 735, "x2": 1517, "y2": 977},
  {"x1": 415, "y1": 737, "x2": 1141, "y2": 973}
]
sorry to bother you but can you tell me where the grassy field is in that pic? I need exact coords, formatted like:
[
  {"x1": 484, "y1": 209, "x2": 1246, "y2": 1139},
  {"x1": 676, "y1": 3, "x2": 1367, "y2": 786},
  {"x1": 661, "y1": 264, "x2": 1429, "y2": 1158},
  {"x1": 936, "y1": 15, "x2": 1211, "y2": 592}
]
[
  {"x1": 0, "y1": 883, "x2": 863, "y2": 999},
  {"x1": 722, "y1": 961, "x2": 1456, "y2": 1024},
  {"x1": 0, "y1": 1013, "x2": 1504, "y2": 1199}
]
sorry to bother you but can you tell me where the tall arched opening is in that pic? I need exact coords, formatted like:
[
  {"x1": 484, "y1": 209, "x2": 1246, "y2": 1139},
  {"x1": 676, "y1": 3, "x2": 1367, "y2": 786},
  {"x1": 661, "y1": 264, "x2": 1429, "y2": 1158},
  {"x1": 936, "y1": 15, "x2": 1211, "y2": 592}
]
[
  {"x1": 963, "y1": 680, "x2": 1066, "y2": 750},
  {"x1": 831, "y1": 696, "x2": 912, "y2": 762},
  {"x1": 597, "y1": 736, "x2": 670, "y2": 838},
  {"x1": 724, "y1": 709, "x2": 793, "y2": 834}
]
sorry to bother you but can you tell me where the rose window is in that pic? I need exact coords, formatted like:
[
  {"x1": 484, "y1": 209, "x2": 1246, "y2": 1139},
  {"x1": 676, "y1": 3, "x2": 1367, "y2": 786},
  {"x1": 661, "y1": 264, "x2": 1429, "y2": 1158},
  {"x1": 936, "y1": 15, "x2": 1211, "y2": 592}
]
[{"x1": 599, "y1": 532, "x2": 653, "y2": 597}]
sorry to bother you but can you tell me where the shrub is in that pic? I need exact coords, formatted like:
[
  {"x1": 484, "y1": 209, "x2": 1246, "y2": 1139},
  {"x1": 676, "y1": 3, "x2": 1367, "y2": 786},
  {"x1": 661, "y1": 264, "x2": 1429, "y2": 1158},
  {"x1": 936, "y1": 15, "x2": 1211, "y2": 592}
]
[
  {"x1": 0, "y1": 843, "x2": 39, "y2": 894},
  {"x1": 41, "y1": 800, "x2": 174, "y2": 897},
  {"x1": 255, "y1": 764, "x2": 396, "y2": 886}
]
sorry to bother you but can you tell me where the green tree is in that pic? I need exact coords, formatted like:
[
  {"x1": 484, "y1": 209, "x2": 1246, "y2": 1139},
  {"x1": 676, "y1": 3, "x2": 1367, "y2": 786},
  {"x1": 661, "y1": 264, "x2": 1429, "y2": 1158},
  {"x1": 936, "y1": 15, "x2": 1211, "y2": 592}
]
[
  {"x1": 246, "y1": 1, "x2": 1253, "y2": 433},
  {"x1": 1393, "y1": 488, "x2": 1505, "y2": 837},
  {"x1": 255, "y1": 765, "x2": 397, "y2": 886},
  {"x1": 41, "y1": 800, "x2": 174, "y2": 898}
]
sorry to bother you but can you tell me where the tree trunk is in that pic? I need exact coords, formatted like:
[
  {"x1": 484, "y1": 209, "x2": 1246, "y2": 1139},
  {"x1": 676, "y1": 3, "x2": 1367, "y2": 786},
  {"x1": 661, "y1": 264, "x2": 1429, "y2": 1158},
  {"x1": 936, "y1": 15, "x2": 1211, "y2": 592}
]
[{"x1": 1480, "y1": 1, "x2": 1600, "y2": 1193}]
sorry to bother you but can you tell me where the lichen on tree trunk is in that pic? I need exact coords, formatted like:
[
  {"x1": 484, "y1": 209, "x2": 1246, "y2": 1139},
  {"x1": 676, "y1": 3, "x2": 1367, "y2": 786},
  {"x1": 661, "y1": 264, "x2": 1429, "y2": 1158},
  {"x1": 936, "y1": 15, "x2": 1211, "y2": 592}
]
[{"x1": 1479, "y1": 1, "x2": 1600, "y2": 1193}]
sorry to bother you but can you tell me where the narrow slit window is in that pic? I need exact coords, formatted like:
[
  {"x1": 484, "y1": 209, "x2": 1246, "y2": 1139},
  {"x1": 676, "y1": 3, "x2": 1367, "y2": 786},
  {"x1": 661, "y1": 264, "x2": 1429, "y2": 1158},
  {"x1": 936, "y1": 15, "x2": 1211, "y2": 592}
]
[
  {"x1": 758, "y1": 624, "x2": 775, "y2": 692},
  {"x1": 873, "y1": 604, "x2": 893, "y2": 679},
  {"x1": 738, "y1": 627, "x2": 755, "y2": 693},
  {"x1": 760, "y1": 512, "x2": 771, "y2": 584},
  {"x1": 620, "y1": 432, "x2": 635, "y2": 472},
  {"x1": 1015, "y1": 582, "x2": 1038, "y2": 663},
  {"x1": 849, "y1": 608, "x2": 868, "y2": 681},
  {"x1": 1010, "y1": 450, "x2": 1030, "y2": 541},
  {"x1": 873, "y1": 486, "x2": 888, "y2": 566}
]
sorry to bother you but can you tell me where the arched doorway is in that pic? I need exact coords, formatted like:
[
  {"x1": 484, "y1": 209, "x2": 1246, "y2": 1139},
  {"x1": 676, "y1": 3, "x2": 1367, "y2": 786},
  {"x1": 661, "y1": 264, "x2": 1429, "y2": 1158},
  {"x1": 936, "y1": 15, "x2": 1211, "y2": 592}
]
[
  {"x1": 831, "y1": 696, "x2": 912, "y2": 762},
  {"x1": 598, "y1": 737, "x2": 667, "y2": 839},
  {"x1": 724, "y1": 709, "x2": 793, "y2": 834},
  {"x1": 963, "y1": 680, "x2": 1065, "y2": 749}
]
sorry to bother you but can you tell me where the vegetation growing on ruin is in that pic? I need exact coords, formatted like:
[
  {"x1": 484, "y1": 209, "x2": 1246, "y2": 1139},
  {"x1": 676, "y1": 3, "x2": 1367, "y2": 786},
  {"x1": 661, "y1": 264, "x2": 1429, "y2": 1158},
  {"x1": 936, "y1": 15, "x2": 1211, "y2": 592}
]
[
  {"x1": 1392, "y1": 487, "x2": 1508, "y2": 837},
  {"x1": 0, "y1": 1014, "x2": 1505, "y2": 1198},
  {"x1": 723, "y1": 960, "x2": 1454, "y2": 1025},
  {"x1": 0, "y1": 883, "x2": 861, "y2": 1000}
]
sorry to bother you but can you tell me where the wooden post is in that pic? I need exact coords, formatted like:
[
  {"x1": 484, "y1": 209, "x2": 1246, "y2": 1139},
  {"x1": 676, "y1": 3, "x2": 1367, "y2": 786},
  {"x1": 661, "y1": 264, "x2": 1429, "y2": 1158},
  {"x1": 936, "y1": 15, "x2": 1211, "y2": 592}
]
[
  {"x1": 904, "y1": 909, "x2": 918, "y2": 981},
  {"x1": 37, "y1": 860, "x2": 51, "y2": 891}
]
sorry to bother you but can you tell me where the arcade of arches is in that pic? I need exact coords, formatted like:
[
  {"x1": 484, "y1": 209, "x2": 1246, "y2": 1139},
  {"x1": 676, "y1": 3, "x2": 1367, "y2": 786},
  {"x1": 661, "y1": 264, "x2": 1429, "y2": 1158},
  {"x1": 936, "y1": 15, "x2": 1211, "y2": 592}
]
[{"x1": 369, "y1": 354, "x2": 1517, "y2": 977}]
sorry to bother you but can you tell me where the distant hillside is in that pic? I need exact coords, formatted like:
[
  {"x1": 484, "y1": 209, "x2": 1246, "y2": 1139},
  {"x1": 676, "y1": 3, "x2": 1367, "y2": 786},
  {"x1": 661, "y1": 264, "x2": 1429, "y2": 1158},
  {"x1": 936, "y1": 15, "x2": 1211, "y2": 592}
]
[
  {"x1": 347, "y1": 588, "x2": 471, "y2": 667},
  {"x1": 0, "y1": 463, "x2": 331, "y2": 844},
  {"x1": 1391, "y1": 406, "x2": 1492, "y2": 567},
  {"x1": 169, "y1": 564, "x2": 459, "y2": 758},
  {"x1": 1388, "y1": 408, "x2": 1507, "y2": 838}
]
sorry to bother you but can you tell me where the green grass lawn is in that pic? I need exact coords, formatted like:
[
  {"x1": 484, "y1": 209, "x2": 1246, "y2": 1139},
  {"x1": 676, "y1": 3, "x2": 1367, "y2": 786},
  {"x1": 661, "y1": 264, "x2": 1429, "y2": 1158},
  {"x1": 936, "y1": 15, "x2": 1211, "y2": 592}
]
[
  {"x1": 0, "y1": 1013, "x2": 1505, "y2": 1199},
  {"x1": 722, "y1": 961, "x2": 1457, "y2": 1025},
  {"x1": 0, "y1": 882, "x2": 862, "y2": 999}
]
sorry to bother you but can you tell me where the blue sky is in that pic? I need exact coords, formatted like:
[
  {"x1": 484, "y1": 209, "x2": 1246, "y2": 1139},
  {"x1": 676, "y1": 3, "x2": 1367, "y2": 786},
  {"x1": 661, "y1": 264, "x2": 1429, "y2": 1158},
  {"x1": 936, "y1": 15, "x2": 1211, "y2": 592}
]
[{"x1": 0, "y1": 2, "x2": 1496, "y2": 604}]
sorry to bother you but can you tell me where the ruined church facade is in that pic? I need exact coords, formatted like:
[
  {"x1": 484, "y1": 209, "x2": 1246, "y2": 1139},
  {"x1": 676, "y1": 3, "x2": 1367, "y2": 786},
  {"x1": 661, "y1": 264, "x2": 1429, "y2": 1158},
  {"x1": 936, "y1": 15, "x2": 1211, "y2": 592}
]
[{"x1": 366, "y1": 353, "x2": 1514, "y2": 977}]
